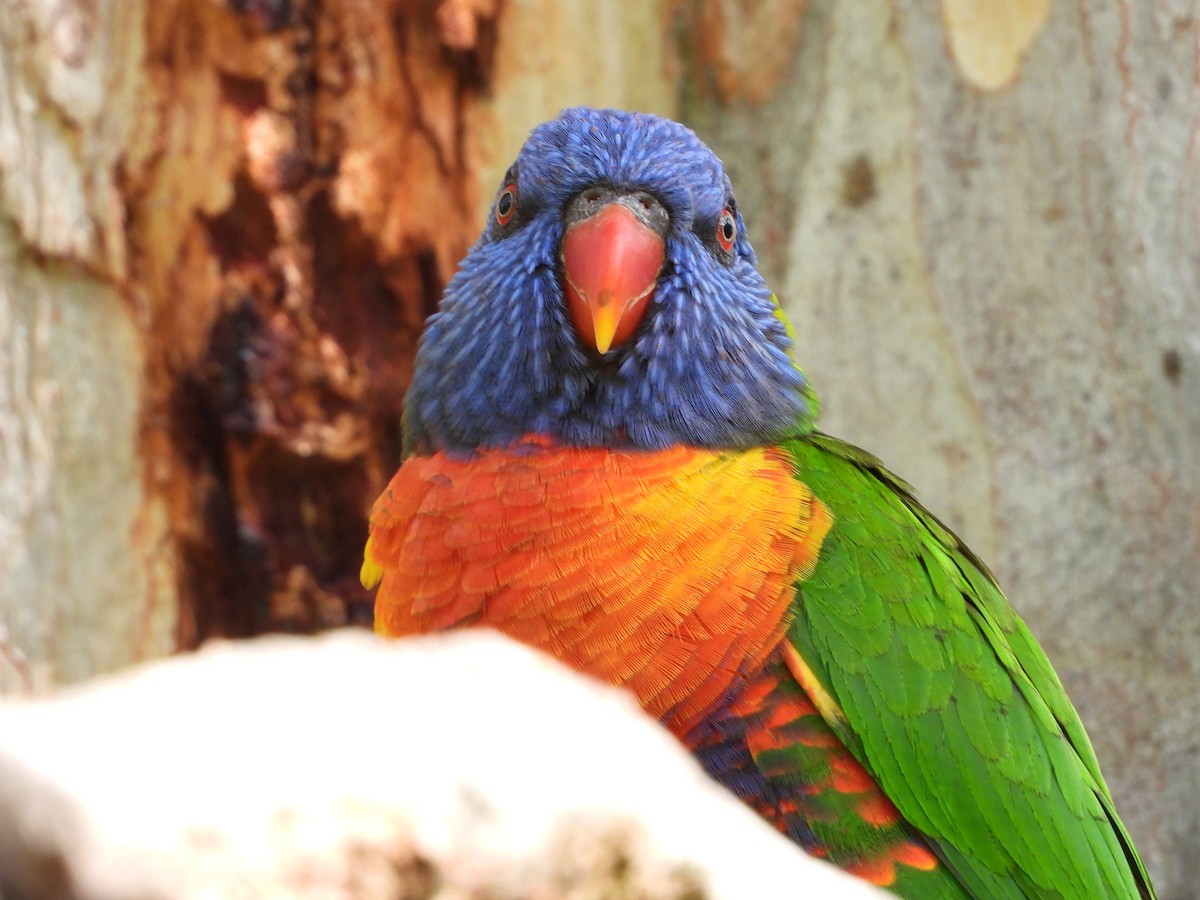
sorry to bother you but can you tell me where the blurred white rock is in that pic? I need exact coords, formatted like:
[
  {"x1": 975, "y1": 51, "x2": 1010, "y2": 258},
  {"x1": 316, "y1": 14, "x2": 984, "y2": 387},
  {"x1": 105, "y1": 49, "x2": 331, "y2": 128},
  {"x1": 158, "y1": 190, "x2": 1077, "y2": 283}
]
[{"x1": 0, "y1": 629, "x2": 883, "y2": 899}]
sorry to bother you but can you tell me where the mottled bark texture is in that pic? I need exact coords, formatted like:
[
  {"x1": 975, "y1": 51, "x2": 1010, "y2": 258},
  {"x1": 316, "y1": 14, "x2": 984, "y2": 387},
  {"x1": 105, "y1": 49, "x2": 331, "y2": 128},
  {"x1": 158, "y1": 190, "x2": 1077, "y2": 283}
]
[
  {"x1": 0, "y1": 0, "x2": 170, "y2": 689},
  {"x1": 0, "y1": 0, "x2": 500, "y2": 683},
  {"x1": 135, "y1": 0, "x2": 499, "y2": 645},
  {"x1": 680, "y1": 1, "x2": 1199, "y2": 895}
]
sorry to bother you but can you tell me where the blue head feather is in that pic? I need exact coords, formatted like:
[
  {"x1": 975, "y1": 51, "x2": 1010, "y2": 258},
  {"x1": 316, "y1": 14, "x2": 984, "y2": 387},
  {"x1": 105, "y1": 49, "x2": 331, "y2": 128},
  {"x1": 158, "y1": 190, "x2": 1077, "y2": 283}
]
[{"x1": 404, "y1": 107, "x2": 816, "y2": 454}]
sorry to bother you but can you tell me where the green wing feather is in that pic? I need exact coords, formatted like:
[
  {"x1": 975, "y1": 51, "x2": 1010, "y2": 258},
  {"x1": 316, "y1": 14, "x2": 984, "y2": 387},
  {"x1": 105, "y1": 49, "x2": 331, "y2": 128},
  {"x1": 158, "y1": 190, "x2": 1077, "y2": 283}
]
[{"x1": 782, "y1": 432, "x2": 1154, "y2": 899}]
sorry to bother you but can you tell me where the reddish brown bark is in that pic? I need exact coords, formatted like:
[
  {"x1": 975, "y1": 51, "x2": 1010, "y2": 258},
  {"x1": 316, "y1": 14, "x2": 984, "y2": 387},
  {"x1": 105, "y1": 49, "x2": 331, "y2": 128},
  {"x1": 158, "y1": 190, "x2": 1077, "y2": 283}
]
[{"x1": 127, "y1": 0, "x2": 500, "y2": 645}]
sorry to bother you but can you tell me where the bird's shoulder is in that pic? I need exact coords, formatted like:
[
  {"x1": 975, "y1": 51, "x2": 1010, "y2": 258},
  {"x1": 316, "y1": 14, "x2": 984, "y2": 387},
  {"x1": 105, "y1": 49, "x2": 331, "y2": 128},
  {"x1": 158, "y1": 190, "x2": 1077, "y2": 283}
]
[{"x1": 772, "y1": 431, "x2": 1153, "y2": 898}]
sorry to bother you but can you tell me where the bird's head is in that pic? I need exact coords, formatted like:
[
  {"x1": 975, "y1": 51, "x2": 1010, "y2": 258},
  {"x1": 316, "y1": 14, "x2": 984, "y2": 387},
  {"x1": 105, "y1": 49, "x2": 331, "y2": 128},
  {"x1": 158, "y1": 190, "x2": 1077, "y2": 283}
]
[{"x1": 404, "y1": 107, "x2": 817, "y2": 455}]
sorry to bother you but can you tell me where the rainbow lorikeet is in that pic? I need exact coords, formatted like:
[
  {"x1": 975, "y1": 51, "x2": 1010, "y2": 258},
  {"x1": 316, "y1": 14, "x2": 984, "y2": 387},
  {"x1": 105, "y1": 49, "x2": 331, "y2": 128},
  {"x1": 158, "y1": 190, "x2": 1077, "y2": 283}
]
[{"x1": 362, "y1": 108, "x2": 1154, "y2": 899}]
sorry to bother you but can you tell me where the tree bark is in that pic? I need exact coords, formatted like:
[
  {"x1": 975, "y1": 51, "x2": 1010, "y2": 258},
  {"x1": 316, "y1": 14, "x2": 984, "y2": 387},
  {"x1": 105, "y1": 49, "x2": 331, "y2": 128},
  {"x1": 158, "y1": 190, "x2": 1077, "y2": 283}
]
[
  {"x1": 0, "y1": 0, "x2": 172, "y2": 688},
  {"x1": 1, "y1": 0, "x2": 504, "y2": 685}
]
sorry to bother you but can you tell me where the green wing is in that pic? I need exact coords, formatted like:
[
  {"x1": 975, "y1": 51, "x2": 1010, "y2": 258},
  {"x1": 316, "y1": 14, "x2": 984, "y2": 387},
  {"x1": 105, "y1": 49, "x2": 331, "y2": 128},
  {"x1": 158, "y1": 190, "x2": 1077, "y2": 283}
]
[{"x1": 782, "y1": 432, "x2": 1154, "y2": 899}]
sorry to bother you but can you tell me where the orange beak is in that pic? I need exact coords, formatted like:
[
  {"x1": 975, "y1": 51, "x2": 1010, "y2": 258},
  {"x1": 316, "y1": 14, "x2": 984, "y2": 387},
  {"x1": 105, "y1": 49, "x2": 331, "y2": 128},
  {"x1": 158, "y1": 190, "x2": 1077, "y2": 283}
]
[{"x1": 561, "y1": 201, "x2": 666, "y2": 353}]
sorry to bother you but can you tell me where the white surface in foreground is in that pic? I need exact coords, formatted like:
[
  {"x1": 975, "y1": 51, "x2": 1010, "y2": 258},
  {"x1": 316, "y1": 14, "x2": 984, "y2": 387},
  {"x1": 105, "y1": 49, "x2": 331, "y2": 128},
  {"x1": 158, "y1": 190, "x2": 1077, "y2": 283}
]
[{"x1": 0, "y1": 630, "x2": 882, "y2": 898}]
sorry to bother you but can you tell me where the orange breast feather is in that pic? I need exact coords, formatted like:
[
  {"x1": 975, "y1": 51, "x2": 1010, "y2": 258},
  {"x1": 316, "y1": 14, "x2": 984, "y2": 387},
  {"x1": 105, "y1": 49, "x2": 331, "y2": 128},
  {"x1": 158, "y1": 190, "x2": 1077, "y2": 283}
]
[{"x1": 366, "y1": 437, "x2": 831, "y2": 733}]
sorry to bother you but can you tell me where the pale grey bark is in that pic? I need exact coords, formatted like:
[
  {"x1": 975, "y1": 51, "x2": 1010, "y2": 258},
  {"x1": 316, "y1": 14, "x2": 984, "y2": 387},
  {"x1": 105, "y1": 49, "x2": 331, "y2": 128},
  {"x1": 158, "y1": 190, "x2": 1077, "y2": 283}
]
[
  {"x1": 470, "y1": 0, "x2": 680, "y2": 214},
  {"x1": 684, "y1": 1, "x2": 1199, "y2": 894},
  {"x1": 0, "y1": 232, "x2": 172, "y2": 690},
  {"x1": 0, "y1": 0, "x2": 173, "y2": 691}
]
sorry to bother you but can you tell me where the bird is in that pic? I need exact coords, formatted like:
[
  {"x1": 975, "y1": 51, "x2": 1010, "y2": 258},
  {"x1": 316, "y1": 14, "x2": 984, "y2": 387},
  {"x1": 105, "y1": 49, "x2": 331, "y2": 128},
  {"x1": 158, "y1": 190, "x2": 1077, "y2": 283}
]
[{"x1": 361, "y1": 107, "x2": 1155, "y2": 898}]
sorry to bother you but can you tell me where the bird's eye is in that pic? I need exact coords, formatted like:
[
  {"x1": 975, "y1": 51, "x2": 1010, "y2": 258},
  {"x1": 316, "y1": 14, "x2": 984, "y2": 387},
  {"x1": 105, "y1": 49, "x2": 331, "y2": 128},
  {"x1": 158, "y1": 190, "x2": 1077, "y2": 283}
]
[
  {"x1": 717, "y1": 208, "x2": 737, "y2": 253},
  {"x1": 496, "y1": 184, "x2": 517, "y2": 226}
]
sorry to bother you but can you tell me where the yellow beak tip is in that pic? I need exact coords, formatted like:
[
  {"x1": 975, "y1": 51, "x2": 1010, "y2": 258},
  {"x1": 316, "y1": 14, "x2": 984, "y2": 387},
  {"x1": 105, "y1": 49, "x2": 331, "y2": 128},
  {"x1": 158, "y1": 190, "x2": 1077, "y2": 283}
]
[{"x1": 591, "y1": 312, "x2": 618, "y2": 355}]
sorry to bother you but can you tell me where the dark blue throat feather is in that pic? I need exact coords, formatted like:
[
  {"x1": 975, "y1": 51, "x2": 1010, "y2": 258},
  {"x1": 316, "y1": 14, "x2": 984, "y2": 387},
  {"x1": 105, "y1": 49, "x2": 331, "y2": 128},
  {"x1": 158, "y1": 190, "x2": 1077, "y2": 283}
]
[{"x1": 403, "y1": 107, "x2": 815, "y2": 455}]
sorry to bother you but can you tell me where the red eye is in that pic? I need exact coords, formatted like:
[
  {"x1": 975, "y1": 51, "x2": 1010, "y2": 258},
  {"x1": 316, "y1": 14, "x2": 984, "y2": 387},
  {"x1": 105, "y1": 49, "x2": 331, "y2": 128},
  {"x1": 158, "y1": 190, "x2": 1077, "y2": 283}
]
[
  {"x1": 496, "y1": 183, "x2": 517, "y2": 226},
  {"x1": 717, "y1": 208, "x2": 737, "y2": 252}
]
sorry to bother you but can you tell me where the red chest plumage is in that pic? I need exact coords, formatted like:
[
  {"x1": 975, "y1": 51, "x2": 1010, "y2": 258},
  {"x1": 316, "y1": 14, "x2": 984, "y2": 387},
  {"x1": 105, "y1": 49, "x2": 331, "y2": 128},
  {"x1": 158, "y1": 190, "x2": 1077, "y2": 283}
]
[{"x1": 366, "y1": 436, "x2": 831, "y2": 735}]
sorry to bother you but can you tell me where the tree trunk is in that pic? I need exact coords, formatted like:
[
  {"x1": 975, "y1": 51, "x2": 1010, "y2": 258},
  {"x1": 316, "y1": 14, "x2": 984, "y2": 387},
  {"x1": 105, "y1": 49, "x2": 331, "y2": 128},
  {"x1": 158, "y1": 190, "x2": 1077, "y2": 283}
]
[
  {"x1": 0, "y1": 0, "x2": 171, "y2": 688},
  {"x1": 0, "y1": 0, "x2": 1193, "y2": 895},
  {"x1": 1, "y1": 0, "x2": 501, "y2": 683}
]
